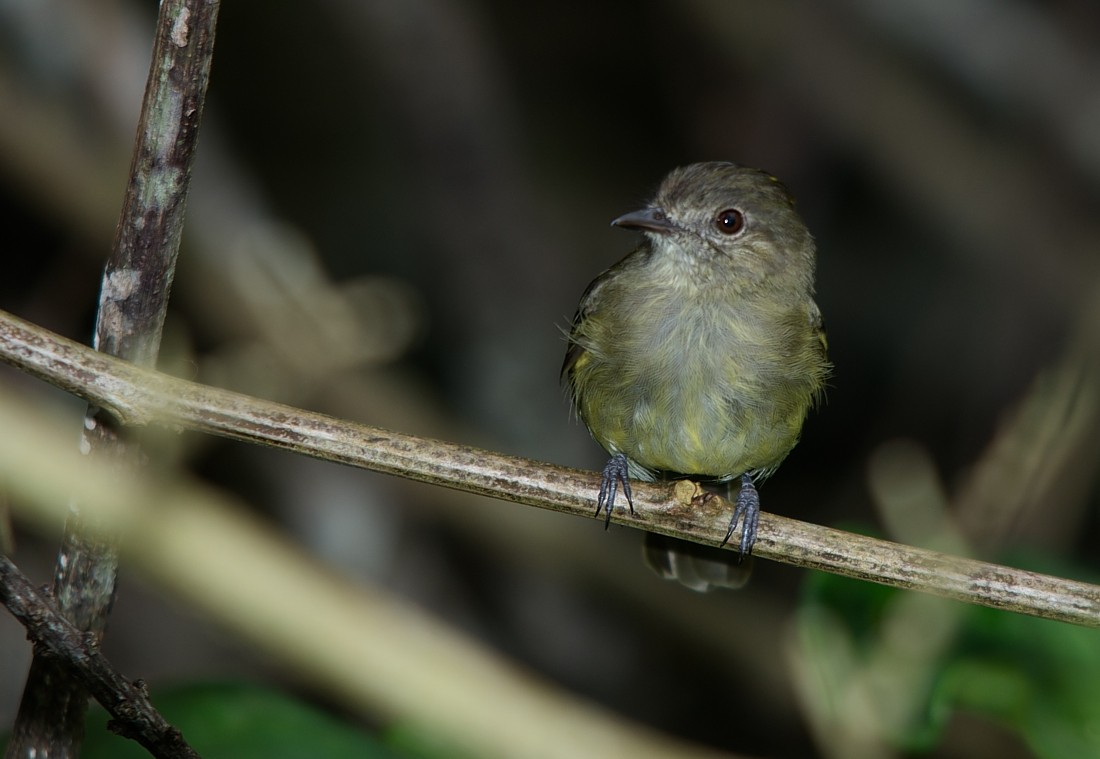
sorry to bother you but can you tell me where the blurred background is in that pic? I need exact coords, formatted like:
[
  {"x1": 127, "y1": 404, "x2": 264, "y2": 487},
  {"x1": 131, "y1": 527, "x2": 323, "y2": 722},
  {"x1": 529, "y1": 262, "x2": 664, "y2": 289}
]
[{"x1": 1, "y1": 1, "x2": 1099, "y2": 757}]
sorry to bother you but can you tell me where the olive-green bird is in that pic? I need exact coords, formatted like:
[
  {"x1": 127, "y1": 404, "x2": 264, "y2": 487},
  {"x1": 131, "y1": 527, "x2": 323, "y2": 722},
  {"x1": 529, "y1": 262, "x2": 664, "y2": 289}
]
[{"x1": 563, "y1": 162, "x2": 830, "y2": 591}]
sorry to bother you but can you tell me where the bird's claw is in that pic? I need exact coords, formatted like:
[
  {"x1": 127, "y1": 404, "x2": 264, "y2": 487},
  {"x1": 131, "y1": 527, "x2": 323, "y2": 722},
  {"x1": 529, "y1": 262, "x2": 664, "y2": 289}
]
[
  {"x1": 720, "y1": 474, "x2": 760, "y2": 561},
  {"x1": 596, "y1": 453, "x2": 634, "y2": 528}
]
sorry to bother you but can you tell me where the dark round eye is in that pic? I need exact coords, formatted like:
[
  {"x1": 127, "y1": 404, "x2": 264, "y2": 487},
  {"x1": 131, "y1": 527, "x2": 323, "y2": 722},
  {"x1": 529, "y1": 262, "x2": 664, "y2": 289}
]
[{"x1": 715, "y1": 208, "x2": 745, "y2": 235}]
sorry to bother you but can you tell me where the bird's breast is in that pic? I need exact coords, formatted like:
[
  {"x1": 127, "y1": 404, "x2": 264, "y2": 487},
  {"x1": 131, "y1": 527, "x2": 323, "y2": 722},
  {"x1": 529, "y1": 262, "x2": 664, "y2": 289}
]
[{"x1": 575, "y1": 280, "x2": 818, "y2": 479}]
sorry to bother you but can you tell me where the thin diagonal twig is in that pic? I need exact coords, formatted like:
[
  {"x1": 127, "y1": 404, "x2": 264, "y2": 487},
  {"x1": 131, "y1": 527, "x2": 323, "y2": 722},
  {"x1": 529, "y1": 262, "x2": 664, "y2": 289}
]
[{"x1": 0, "y1": 556, "x2": 200, "y2": 759}]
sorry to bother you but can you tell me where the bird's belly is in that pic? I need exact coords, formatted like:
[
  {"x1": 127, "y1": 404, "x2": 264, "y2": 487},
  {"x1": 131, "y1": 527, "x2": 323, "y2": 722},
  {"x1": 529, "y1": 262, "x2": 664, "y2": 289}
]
[
  {"x1": 580, "y1": 349, "x2": 807, "y2": 480},
  {"x1": 625, "y1": 381, "x2": 796, "y2": 478}
]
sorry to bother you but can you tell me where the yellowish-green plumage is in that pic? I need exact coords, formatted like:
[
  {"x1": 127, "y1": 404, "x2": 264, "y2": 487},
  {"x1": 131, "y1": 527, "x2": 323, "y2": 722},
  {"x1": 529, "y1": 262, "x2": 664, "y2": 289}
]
[{"x1": 563, "y1": 162, "x2": 829, "y2": 590}]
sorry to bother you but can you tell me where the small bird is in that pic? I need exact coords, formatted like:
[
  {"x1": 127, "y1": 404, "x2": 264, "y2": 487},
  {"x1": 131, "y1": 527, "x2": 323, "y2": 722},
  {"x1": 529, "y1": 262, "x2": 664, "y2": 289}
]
[{"x1": 563, "y1": 162, "x2": 829, "y2": 591}]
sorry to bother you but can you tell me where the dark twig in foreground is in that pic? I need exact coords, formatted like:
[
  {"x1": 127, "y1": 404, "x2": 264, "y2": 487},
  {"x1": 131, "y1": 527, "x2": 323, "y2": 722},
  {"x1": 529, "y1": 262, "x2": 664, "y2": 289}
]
[
  {"x1": 0, "y1": 556, "x2": 200, "y2": 759},
  {"x1": 1, "y1": 309, "x2": 1098, "y2": 628}
]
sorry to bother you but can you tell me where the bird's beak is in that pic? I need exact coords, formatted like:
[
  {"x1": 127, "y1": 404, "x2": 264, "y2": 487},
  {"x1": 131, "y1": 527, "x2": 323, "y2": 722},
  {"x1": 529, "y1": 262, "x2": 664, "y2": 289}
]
[{"x1": 611, "y1": 207, "x2": 675, "y2": 234}]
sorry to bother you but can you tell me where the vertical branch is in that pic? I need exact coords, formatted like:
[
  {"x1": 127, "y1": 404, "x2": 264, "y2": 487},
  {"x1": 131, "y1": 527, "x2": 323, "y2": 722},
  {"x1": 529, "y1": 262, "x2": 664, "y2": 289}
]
[
  {"x1": 5, "y1": 1, "x2": 221, "y2": 757},
  {"x1": 95, "y1": 1, "x2": 219, "y2": 367}
]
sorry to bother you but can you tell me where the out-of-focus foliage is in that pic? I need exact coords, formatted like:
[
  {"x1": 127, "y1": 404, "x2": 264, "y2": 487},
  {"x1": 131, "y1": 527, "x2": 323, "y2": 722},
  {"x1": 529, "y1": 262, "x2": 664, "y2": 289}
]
[
  {"x1": 798, "y1": 558, "x2": 1100, "y2": 759},
  {"x1": 80, "y1": 683, "x2": 402, "y2": 759}
]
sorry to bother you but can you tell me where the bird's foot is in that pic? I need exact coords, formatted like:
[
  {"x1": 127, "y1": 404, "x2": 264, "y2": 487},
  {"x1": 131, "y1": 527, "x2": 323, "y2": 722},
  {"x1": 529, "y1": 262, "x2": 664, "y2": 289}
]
[
  {"x1": 720, "y1": 474, "x2": 760, "y2": 561},
  {"x1": 596, "y1": 453, "x2": 634, "y2": 529}
]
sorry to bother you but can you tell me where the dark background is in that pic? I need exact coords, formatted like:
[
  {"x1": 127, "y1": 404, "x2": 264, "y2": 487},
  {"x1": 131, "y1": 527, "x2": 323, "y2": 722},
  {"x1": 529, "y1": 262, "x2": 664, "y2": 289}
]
[{"x1": 2, "y1": 2, "x2": 1099, "y2": 757}]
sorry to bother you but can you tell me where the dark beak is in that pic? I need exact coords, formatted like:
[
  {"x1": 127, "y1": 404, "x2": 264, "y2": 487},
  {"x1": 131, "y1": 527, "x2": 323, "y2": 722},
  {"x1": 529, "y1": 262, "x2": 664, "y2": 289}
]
[{"x1": 611, "y1": 207, "x2": 675, "y2": 234}]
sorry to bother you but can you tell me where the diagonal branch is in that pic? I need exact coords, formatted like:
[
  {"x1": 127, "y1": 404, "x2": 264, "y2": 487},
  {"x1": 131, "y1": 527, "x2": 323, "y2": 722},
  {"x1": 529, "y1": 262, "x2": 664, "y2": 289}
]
[
  {"x1": 2, "y1": 309, "x2": 1098, "y2": 629},
  {"x1": 0, "y1": 556, "x2": 200, "y2": 759}
]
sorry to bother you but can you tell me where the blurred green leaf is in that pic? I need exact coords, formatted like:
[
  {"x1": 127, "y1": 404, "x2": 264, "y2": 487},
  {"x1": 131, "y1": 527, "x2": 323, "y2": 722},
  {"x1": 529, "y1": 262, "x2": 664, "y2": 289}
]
[
  {"x1": 80, "y1": 682, "x2": 402, "y2": 759},
  {"x1": 800, "y1": 553, "x2": 1100, "y2": 759},
  {"x1": 1, "y1": 682, "x2": 484, "y2": 758},
  {"x1": 383, "y1": 721, "x2": 480, "y2": 759}
]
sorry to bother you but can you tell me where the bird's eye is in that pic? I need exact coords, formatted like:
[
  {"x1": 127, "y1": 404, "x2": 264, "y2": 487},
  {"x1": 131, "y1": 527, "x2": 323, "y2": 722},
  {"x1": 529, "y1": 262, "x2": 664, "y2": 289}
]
[{"x1": 715, "y1": 208, "x2": 745, "y2": 235}]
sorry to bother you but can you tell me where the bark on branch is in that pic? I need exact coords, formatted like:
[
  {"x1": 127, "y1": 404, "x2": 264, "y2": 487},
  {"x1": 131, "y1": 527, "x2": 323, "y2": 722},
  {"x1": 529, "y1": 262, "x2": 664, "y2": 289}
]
[{"x1": 1, "y1": 308, "x2": 1098, "y2": 629}]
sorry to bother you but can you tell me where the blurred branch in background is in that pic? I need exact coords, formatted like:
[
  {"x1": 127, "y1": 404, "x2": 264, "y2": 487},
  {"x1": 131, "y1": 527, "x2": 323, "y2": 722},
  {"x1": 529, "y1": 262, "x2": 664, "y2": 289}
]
[
  {"x1": 0, "y1": 0, "x2": 429, "y2": 417},
  {"x1": 951, "y1": 290, "x2": 1100, "y2": 552},
  {"x1": 0, "y1": 386, "x2": 743, "y2": 759},
  {"x1": 846, "y1": 0, "x2": 1100, "y2": 181},
  {"x1": 685, "y1": 0, "x2": 1100, "y2": 301}
]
